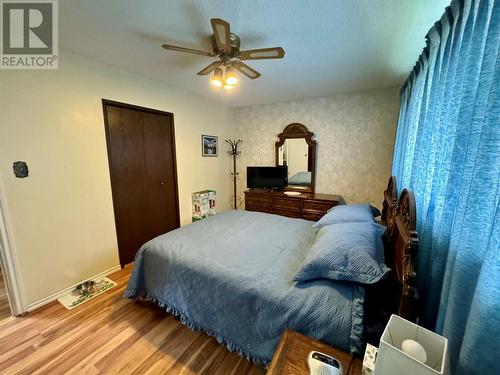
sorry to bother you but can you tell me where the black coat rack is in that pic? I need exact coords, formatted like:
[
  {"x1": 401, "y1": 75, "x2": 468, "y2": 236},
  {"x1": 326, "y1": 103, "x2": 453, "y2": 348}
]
[{"x1": 226, "y1": 139, "x2": 242, "y2": 209}]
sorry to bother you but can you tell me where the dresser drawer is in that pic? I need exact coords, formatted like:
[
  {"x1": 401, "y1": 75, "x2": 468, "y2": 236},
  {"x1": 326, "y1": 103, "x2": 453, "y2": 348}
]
[
  {"x1": 245, "y1": 190, "x2": 343, "y2": 221},
  {"x1": 271, "y1": 197, "x2": 301, "y2": 211},
  {"x1": 246, "y1": 203, "x2": 272, "y2": 213},
  {"x1": 301, "y1": 213, "x2": 323, "y2": 222},
  {"x1": 301, "y1": 199, "x2": 335, "y2": 212},
  {"x1": 272, "y1": 208, "x2": 301, "y2": 218},
  {"x1": 245, "y1": 195, "x2": 272, "y2": 208}
]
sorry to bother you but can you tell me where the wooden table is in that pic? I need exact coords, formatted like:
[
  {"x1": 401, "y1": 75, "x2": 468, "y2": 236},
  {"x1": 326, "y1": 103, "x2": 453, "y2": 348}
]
[{"x1": 267, "y1": 330, "x2": 362, "y2": 375}]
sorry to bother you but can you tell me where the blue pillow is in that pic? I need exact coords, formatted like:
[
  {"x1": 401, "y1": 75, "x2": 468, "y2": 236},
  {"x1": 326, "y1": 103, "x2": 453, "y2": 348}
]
[
  {"x1": 294, "y1": 222, "x2": 390, "y2": 284},
  {"x1": 312, "y1": 204, "x2": 380, "y2": 228}
]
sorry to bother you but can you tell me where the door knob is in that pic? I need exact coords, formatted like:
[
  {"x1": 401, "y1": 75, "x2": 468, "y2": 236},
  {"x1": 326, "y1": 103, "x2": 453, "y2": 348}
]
[{"x1": 160, "y1": 181, "x2": 166, "y2": 186}]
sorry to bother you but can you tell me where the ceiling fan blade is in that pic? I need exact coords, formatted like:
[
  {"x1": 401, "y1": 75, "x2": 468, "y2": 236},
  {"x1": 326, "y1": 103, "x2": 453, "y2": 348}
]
[
  {"x1": 197, "y1": 61, "x2": 222, "y2": 75},
  {"x1": 233, "y1": 62, "x2": 261, "y2": 80},
  {"x1": 210, "y1": 18, "x2": 231, "y2": 53},
  {"x1": 162, "y1": 44, "x2": 215, "y2": 57},
  {"x1": 239, "y1": 47, "x2": 285, "y2": 60}
]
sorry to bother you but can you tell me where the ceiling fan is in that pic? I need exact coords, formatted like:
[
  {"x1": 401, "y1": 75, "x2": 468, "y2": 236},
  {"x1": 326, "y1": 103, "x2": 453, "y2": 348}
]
[{"x1": 161, "y1": 18, "x2": 285, "y2": 90}]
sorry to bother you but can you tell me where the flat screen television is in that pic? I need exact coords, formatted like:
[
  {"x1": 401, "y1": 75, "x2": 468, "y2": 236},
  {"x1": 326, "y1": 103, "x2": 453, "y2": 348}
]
[{"x1": 247, "y1": 166, "x2": 288, "y2": 189}]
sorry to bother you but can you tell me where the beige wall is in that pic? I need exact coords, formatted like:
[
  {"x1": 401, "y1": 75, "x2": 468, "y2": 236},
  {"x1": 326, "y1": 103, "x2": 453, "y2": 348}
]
[
  {"x1": 0, "y1": 50, "x2": 234, "y2": 307},
  {"x1": 233, "y1": 88, "x2": 399, "y2": 208}
]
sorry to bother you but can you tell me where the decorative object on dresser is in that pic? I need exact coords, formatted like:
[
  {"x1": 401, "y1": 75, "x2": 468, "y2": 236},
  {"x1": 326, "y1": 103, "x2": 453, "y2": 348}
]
[
  {"x1": 267, "y1": 330, "x2": 362, "y2": 375},
  {"x1": 276, "y1": 123, "x2": 317, "y2": 193},
  {"x1": 244, "y1": 189, "x2": 344, "y2": 221},
  {"x1": 226, "y1": 139, "x2": 242, "y2": 209}
]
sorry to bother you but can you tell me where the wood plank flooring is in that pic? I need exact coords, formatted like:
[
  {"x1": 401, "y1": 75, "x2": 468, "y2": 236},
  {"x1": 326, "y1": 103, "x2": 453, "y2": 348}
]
[
  {"x1": 0, "y1": 265, "x2": 266, "y2": 375},
  {"x1": 0, "y1": 267, "x2": 11, "y2": 322}
]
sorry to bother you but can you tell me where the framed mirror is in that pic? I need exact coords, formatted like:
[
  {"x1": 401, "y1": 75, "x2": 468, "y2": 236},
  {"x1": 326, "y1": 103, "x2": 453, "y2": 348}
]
[{"x1": 275, "y1": 123, "x2": 316, "y2": 193}]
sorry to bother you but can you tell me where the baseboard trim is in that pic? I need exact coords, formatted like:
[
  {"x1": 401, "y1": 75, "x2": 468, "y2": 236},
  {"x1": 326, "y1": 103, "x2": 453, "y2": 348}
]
[
  {"x1": 0, "y1": 316, "x2": 16, "y2": 327},
  {"x1": 25, "y1": 265, "x2": 121, "y2": 313}
]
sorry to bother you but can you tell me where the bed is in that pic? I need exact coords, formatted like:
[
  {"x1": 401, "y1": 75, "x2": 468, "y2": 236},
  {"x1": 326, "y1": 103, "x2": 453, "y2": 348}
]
[
  {"x1": 125, "y1": 177, "x2": 419, "y2": 365},
  {"x1": 125, "y1": 210, "x2": 364, "y2": 364}
]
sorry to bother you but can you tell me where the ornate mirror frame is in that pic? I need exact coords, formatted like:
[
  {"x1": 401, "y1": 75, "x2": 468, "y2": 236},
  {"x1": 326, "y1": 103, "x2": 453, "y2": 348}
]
[{"x1": 275, "y1": 123, "x2": 317, "y2": 193}]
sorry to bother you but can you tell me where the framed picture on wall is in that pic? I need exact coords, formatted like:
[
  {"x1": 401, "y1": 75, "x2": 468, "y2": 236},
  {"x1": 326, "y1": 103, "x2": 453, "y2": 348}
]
[{"x1": 202, "y1": 135, "x2": 218, "y2": 157}]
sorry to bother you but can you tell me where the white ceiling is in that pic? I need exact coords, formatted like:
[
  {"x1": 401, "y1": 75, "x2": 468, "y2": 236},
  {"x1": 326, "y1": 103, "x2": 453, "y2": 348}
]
[{"x1": 60, "y1": 0, "x2": 449, "y2": 107}]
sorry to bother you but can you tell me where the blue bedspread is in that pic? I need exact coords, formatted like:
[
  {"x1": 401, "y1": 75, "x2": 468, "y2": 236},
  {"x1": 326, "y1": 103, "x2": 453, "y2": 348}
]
[{"x1": 125, "y1": 210, "x2": 364, "y2": 364}]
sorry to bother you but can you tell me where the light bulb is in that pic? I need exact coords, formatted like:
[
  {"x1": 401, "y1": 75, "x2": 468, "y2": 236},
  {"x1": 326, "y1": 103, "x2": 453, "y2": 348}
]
[
  {"x1": 224, "y1": 84, "x2": 235, "y2": 90},
  {"x1": 210, "y1": 68, "x2": 223, "y2": 87},
  {"x1": 401, "y1": 339, "x2": 427, "y2": 364},
  {"x1": 224, "y1": 66, "x2": 238, "y2": 85}
]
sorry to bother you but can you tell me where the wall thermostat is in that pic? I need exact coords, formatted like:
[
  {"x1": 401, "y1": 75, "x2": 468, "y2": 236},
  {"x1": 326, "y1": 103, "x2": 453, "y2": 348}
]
[{"x1": 13, "y1": 161, "x2": 29, "y2": 178}]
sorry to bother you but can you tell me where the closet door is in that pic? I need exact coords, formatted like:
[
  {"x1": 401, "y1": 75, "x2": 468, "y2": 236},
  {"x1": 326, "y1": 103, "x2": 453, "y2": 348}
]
[{"x1": 102, "y1": 100, "x2": 180, "y2": 266}]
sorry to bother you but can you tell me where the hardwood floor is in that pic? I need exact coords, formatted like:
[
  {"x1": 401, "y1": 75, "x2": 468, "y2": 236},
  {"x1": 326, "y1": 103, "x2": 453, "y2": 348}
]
[
  {"x1": 0, "y1": 267, "x2": 11, "y2": 322},
  {"x1": 0, "y1": 266, "x2": 266, "y2": 375}
]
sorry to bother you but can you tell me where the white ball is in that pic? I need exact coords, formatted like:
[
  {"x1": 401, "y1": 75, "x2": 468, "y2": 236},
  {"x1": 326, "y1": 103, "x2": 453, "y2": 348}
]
[{"x1": 401, "y1": 339, "x2": 427, "y2": 364}]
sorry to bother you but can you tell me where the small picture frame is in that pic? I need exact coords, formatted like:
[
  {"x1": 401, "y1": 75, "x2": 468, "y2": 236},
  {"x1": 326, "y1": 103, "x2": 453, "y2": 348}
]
[{"x1": 202, "y1": 135, "x2": 218, "y2": 157}]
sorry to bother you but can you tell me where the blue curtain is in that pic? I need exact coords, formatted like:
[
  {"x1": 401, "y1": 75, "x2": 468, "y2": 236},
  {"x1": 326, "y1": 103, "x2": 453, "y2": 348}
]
[{"x1": 391, "y1": 0, "x2": 499, "y2": 373}]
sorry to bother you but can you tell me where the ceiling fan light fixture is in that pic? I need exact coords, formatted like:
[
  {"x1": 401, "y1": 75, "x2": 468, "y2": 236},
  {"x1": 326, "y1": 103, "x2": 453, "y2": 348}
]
[
  {"x1": 210, "y1": 68, "x2": 223, "y2": 87},
  {"x1": 224, "y1": 66, "x2": 238, "y2": 85},
  {"x1": 161, "y1": 18, "x2": 285, "y2": 93}
]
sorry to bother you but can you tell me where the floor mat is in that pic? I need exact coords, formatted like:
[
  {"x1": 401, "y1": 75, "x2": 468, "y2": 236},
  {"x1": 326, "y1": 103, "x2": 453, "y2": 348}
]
[{"x1": 57, "y1": 277, "x2": 117, "y2": 310}]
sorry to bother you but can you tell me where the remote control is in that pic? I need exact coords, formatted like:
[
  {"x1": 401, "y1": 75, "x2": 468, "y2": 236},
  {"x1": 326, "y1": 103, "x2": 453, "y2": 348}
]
[{"x1": 307, "y1": 351, "x2": 343, "y2": 375}]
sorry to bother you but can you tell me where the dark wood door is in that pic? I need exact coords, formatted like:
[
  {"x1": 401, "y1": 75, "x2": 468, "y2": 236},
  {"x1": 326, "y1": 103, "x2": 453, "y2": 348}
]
[{"x1": 102, "y1": 100, "x2": 180, "y2": 266}]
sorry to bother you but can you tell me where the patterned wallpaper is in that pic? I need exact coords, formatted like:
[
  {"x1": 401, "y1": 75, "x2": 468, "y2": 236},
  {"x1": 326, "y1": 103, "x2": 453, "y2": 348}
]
[{"x1": 232, "y1": 87, "x2": 400, "y2": 209}]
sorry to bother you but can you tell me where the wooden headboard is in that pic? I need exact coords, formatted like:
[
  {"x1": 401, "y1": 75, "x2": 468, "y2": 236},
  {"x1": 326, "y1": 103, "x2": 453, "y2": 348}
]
[
  {"x1": 381, "y1": 175, "x2": 398, "y2": 234},
  {"x1": 381, "y1": 177, "x2": 420, "y2": 322}
]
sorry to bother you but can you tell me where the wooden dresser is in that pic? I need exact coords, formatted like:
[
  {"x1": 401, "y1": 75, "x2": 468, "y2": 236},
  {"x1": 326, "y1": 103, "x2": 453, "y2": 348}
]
[{"x1": 244, "y1": 190, "x2": 344, "y2": 221}]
